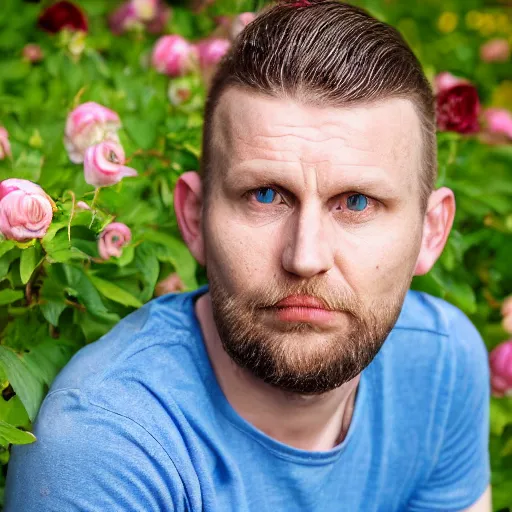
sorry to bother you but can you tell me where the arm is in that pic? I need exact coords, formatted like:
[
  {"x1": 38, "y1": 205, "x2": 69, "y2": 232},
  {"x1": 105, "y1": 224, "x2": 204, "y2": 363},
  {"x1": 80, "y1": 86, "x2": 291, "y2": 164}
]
[{"x1": 4, "y1": 388, "x2": 186, "y2": 511}]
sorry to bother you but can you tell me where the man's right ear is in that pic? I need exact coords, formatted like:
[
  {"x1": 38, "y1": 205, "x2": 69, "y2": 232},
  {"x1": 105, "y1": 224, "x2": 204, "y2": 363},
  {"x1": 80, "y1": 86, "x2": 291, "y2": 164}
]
[{"x1": 174, "y1": 171, "x2": 205, "y2": 266}]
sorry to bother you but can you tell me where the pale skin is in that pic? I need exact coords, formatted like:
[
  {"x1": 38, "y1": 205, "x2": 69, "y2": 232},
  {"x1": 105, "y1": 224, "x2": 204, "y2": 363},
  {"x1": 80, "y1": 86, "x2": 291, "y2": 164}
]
[{"x1": 175, "y1": 87, "x2": 490, "y2": 511}]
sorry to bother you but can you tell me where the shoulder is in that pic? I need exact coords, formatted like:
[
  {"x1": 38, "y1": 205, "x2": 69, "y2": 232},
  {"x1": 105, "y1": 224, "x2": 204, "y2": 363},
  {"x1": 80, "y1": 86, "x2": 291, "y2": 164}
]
[
  {"x1": 373, "y1": 290, "x2": 489, "y2": 418},
  {"x1": 49, "y1": 286, "x2": 208, "y2": 395},
  {"x1": 392, "y1": 289, "x2": 488, "y2": 366}
]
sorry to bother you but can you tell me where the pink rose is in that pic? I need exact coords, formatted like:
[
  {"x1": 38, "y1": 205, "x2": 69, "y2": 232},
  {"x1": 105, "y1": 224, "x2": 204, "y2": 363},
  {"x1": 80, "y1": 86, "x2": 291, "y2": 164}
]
[
  {"x1": 0, "y1": 127, "x2": 12, "y2": 160},
  {"x1": 84, "y1": 141, "x2": 137, "y2": 188},
  {"x1": 155, "y1": 272, "x2": 185, "y2": 296},
  {"x1": 151, "y1": 35, "x2": 198, "y2": 77},
  {"x1": 230, "y1": 12, "x2": 256, "y2": 41},
  {"x1": 0, "y1": 179, "x2": 55, "y2": 241},
  {"x1": 76, "y1": 200, "x2": 91, "y2": 210},
  {"x1": 483, "y1": 108, "x2": 512, "y2": 140},
  {"x1": 168, "y1": 81, "x2": 192, "y2": 106},
  {"x1": 132, "y1": 0, "x2": 158, "y2": 21},
  {"x1": 480, "y1": 39, "x2": 510, "y2": 63},
  {"x1": 109, "y1": 0, "x2": 169, "y2": 35},
  {"x1": 145, "y1": 3, "x2": 170, "y2": 34},
  {"x1": 196, "y1": 38, "x2": 230, "y2": 69},
  {"x1": 22, "y1": 44, "x2": 44, "y2": 63},
  {"x1": 64, "y1": 102, "x2": 122, "y2": 164},
  {"x1": 490, "y1": 340, "x2": 512, "y2": 397},
  {"x1": 108, "y1": 2, "x2": 141, "y2": 34},
  {"x1": 98, "y1": 222, "x2": 131, "y2": 260},
  {"x1": 502, "y1": 296, "x2": 512, "y2": 334},
  {"x1": 434, "y1": 72, "x2": 467, "y2": 95}
]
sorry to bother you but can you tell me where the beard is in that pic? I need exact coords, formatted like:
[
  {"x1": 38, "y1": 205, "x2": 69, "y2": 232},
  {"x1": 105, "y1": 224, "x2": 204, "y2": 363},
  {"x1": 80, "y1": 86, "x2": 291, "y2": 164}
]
[{"x1": 207, "y1": 268, "x2": 410, "y2": 396}]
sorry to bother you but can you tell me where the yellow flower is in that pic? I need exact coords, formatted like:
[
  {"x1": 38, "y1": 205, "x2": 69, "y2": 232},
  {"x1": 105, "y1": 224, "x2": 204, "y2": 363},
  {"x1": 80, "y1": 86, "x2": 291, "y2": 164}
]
[{"x1": 438, "y1": 12, "x2": 458, "y2": 34}]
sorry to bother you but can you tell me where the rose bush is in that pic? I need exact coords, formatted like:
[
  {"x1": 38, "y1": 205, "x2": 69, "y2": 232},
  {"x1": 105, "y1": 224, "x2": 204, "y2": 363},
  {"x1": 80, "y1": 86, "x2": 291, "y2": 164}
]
[{"x1": 0, "y1": 0, "x2": 511, "y2": 509}]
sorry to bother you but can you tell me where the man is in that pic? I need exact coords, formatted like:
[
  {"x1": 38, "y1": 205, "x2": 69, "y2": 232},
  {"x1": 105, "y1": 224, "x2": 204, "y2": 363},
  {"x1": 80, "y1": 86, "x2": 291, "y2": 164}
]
[{"x1": 5, "y1": 1, "x2": 491, "y2": 511}]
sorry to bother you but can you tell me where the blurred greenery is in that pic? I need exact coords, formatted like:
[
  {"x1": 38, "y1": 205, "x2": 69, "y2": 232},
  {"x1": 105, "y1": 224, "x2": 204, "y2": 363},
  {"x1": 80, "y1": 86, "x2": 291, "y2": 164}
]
[{"x1": 0, "y1": 0, "x2": 511, "y2": 509}]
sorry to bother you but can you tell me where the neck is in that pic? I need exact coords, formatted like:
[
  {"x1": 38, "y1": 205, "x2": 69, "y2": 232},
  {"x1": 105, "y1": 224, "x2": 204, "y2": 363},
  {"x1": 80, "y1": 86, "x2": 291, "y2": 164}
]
[{"x1": 195, "y1": 292, "x2": 361, "y2": 452}]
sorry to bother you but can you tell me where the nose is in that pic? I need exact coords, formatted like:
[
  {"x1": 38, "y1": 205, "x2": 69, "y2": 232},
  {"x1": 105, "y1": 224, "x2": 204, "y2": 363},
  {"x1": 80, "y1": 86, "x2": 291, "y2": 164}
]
[{"x1": 281, "y1": 202, "x2": 334, "y2": 278}]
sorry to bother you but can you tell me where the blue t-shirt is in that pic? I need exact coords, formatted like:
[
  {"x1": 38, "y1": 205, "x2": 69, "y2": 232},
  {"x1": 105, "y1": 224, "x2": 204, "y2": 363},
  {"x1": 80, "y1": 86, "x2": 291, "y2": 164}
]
[{"x1": 5, "y1": 286, "x2": 490, "y2": 511}]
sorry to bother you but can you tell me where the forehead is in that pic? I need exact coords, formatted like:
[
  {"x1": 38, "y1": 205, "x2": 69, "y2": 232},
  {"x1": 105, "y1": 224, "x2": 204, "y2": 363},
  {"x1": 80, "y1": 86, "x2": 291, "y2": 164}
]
[{"x1": 210, "y1": 87, "x2": 423, "y2": 191}]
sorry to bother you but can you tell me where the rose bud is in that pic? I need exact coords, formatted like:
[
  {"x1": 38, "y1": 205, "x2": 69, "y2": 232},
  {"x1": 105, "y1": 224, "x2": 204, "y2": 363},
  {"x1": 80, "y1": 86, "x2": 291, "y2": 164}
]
[
  {"x1": 483, "y1": 108, "x2": 512, "y2": 140},
  {"x1": 98, "y1": 222, "x2": 131, "y2": 260},
  {"x1": 108, "y1": 2, "x2": 141, "y2": 35},
  {"x1": 196, "y1": 38, "x2": 230, "y2": 69},
  {"x1": 168, "y1": 77, "x2": 192, "y2": 106},
  {"x1": 480, "y1": 39, "x2": 510, "y2": 63},
  {"x1": 502, "y1": 296, "x2": 512, "y2": 334},
  {"x1": 155, "y1": 272, "x2": 185, "y2": 296},
  {"x1": 0, "y1": 179, "x2": 56, "y2": 241},
  {"x1": 64, "y1": 102, "x2": 122, "y2": 164},
  {"x1": 436, "y1": 83, "x2": 480, "y2": 134},
  {"x1": 490, "y1": 340, "x2": 512, "y2": 397},
  {"x1": 230, "y1": 12, "x2": 256, "y2": 41},
  {"x1": 151, "y1": 35, "x2": 198, "y2": 77},
  {"x1": 84, "y1": 141, "x2": 137, "y2": 188},
  {"x1": 433, "y1": 72, "x2": 467, "y2": 94},
  {"x1": 22, "y1": 44, "x2": 44, "y2": 63},
  {"x1": 76, "y1": 200, "x2": 91, "y2": 210},
  {"x1": 37, "y1": 1, "x2": 88, "y2": 34},
  {"x1": 145, "y1": 2, "x2": 171, "y2": 34},
  {"x1": 0, "y1": 127, "x2": 12, "y2": 160},
  {"x1": 132, "y1": 0, "x2": 158, "y2": 21}
]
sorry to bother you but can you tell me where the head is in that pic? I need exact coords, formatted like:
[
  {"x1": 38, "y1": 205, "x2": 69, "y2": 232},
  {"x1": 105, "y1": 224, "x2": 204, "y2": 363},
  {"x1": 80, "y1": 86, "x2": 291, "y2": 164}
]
[{"x1": 175, "y1": 0, "x2": 455, "y2": 395}]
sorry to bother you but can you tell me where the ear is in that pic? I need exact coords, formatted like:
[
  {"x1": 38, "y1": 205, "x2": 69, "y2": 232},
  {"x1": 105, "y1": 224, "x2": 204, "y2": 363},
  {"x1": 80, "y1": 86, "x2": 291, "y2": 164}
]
[
  {"x1": 414, "y1": 187, "x2": 456, "y2": 276},
  {"x1": 174, "y1": 171, "x2": 205, "y2": 266}
]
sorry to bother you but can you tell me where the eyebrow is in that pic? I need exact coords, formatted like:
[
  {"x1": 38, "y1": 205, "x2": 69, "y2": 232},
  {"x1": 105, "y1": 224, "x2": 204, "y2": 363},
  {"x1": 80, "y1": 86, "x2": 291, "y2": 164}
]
[{"x1": 225, "y1": 160, "x2": 402, "y2": 199}]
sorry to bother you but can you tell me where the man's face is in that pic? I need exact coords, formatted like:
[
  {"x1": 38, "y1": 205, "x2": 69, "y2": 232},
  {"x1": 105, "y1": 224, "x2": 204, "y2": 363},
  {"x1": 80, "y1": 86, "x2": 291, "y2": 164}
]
[{"x1": 202, "y1": 87, "x2": 425, "y2": 395}]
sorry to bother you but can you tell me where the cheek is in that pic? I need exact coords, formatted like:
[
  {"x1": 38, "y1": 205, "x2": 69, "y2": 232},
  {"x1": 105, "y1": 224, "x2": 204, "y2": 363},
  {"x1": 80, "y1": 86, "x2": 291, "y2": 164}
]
[
  {"x1": 204, "y1": 204, "x2": 279, "y2": 289},
  {"x1": 339, "y1": 223, "x2": 421, "y2": 294}
]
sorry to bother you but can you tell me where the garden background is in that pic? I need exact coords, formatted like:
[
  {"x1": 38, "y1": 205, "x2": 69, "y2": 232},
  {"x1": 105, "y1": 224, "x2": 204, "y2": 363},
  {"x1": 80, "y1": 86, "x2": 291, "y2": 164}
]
[{"x1": 0, "y1": 0, "x2": 511, "y2": 509}]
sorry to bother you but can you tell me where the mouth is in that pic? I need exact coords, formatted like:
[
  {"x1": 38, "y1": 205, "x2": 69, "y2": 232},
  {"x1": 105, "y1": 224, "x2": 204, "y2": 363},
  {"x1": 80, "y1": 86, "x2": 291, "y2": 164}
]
[{"x1": 271, "y1": 295, "x2": 337, "y2": 324}]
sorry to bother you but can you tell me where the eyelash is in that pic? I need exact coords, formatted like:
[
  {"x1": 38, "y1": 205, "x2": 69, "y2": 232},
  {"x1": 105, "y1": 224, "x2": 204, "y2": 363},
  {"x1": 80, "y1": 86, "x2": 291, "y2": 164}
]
[{"x1": 244, "y1": 187, "x2": 377, "y2": 217}]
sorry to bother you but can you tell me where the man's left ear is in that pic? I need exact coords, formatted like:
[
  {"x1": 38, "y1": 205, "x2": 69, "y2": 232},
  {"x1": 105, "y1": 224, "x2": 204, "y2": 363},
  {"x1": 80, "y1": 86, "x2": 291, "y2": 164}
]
[{"x1": 414, "y1": 187, "x2": 456, "y2": 276}]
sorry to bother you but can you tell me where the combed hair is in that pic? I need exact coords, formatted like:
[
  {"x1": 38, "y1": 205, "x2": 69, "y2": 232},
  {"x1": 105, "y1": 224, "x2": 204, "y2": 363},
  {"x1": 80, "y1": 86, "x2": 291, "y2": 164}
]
[{"x1": 201, "y1": 0, "x2": 437, "y2": 210}]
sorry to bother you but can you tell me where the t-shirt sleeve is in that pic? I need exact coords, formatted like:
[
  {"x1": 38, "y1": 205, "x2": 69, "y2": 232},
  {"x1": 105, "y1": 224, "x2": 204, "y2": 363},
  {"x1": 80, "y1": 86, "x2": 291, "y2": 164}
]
[
  {"x1": 4, "y1": 388, "x2": 187, "y2": 512},
  {"x1": 407, "y1": 310, "x2": 491, "y2": 511}
]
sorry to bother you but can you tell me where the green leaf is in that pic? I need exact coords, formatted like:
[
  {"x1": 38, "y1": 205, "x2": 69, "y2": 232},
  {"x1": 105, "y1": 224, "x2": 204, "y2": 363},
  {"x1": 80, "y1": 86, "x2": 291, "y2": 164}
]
[
  {"x1": 23, "y1": 340, "x2": 75, "y2": 387},
  {"x1": 89, "y1": 275, "x2": 143, "y2": 308},
  {"x1": 62, "y1": 265, "x2": 113, "y2": 317},
  {"x1": 0, "y1": 420, "x2": 35, "y2": 446},
  {"x1": 143, "y1": 231, "x2": 197, "y2": 289},
  {"x1": 40, "y1": 300, "x2": 67, "y2": 327},
  {"x1": 0, "y1": 241, "x2": 15, "y2": 259},
  {"x1": 0, "y1": 347, "x2": 43, "y2": 422},
  {"x1": 0, "y1": 289, "x2": 24, "y2": 306},
  {"x1": 124, "y1": 116, "x2": 157, "y2": 150},
  {"x1": 0, "y1": 393, "x2": 30, "y2": 431},
  {"x1": 0, "y1": 248, "x2": 21, "y2": 281},
  {"x1": 20, "y1": 245, "x2": 39, "y2": 284},
  {"x1": 134, "y1": 243, "x2": 160, "y2": 303},
  {"x1": 490, "y1": 398, "x2": 512, "y2": 436}
]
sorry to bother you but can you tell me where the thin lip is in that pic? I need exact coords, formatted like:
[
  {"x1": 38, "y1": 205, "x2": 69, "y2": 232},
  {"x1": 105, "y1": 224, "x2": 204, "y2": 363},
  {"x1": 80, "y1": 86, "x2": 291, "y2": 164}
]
[{"x1": 274, "y1": 295, "x2": 331, "y2": 310}]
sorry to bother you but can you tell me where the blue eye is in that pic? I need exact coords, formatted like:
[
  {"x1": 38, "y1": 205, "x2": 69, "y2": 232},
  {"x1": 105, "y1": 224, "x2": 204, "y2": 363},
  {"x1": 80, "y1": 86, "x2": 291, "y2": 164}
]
[
  {"x1": 346, "y1": 194, "x2": 368, "y2": 211},
  {"x1": 255, "y1": 188, "x2": 277, "y2": 204}
]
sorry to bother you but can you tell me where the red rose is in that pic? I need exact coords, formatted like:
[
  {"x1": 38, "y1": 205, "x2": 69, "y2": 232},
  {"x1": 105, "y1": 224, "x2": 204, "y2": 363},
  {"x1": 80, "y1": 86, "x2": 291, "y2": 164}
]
[
  {"x1": 436, "y1": 84, "x2": 480, "y2": 134},
  {"x1": 38, "y1": 1, "x2": 88, "y2": 34}
]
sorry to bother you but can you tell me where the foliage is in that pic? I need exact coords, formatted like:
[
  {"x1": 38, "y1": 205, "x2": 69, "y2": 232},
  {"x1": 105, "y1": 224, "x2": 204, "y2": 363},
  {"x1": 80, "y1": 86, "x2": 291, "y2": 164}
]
[{"x1": 0, "y1": 0, "x2": 511, "y2": 509}]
